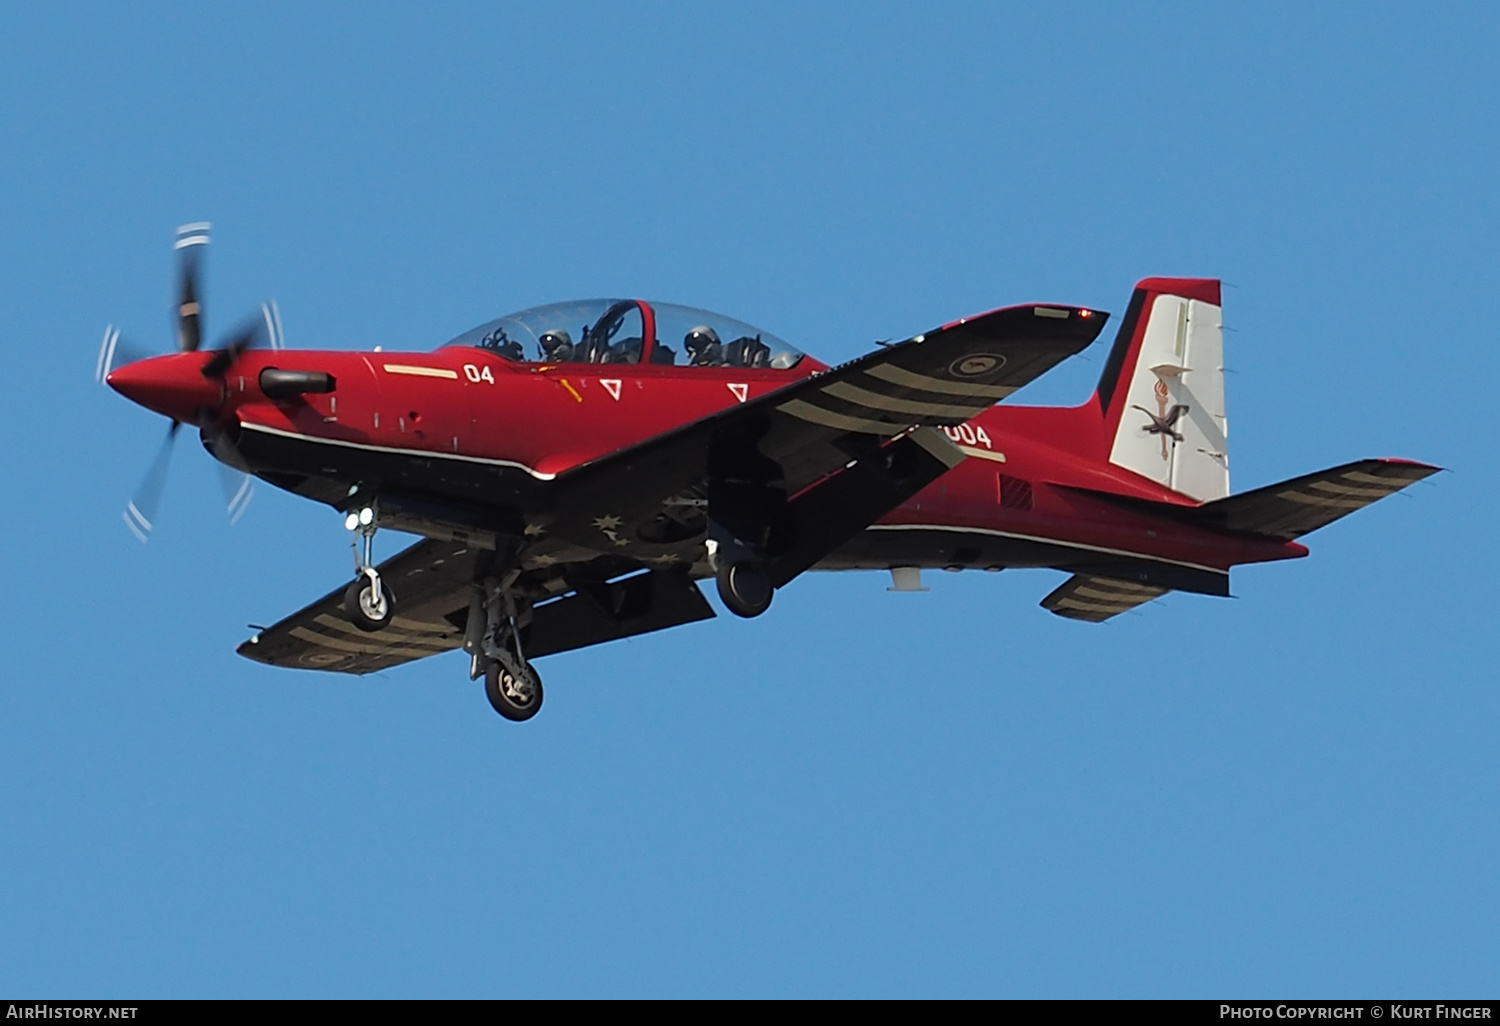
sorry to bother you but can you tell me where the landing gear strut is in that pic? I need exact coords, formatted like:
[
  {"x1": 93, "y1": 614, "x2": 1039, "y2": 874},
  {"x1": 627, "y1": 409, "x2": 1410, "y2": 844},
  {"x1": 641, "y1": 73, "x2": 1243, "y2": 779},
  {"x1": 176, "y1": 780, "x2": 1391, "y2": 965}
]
[
  {"x1": 465, "y1": 573, "x2": 543, "y2": 721},
  {"x1": 343, "y1": 505, "x2": 395, "y2": 632}
]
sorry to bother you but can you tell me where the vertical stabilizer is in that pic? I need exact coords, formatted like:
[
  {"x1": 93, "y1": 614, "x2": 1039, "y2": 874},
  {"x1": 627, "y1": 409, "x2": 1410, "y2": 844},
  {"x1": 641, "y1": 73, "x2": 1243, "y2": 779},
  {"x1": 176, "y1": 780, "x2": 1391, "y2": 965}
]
[{"x1": 1097, "y1": 278, "x2": 1229, "y2": 502}]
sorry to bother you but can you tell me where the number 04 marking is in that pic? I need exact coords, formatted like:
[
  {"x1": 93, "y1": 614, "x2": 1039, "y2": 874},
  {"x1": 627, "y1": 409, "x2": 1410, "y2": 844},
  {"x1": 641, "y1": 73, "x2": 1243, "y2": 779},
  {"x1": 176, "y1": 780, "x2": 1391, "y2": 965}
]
[
  {"x1": 463, "y1": 364, "x2": 495, "y2": 384},
  {"x1": 943, "y1": 423, "x2": 991, "y2": 448}
]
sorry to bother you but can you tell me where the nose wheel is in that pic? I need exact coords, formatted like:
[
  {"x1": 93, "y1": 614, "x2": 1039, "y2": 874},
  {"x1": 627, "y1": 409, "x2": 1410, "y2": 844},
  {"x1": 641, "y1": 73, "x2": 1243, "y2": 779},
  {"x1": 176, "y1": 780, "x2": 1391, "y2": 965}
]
[
  {"x1": 342, "y1": 504, "x2": 396, "y2": 632},
  {"x1": 344, "y1": 570, "x2": 394, "y2": 632}
]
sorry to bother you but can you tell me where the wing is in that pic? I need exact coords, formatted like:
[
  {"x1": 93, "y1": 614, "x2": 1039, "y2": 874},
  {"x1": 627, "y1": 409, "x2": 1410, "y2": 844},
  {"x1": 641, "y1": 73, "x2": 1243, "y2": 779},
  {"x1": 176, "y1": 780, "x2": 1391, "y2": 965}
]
[
  {"x1": 1193, "y1": 458, "x2": 1440, "y2": 540},
  {"x1": 527, "y1": 569, "x2": 715, "y2": 657},
  {"x1": 237, "y1": 538, "x2": 476, "y2": 674},
  {"x1": 1041, "y1": 573, "x2": 1168, "y2": 622},
  {"x1": 552, "y1": 303, "x2": 1108, "y2": 581},
  {"x1": 237, "y1": 538, "x2": 718, "y2": 674}
]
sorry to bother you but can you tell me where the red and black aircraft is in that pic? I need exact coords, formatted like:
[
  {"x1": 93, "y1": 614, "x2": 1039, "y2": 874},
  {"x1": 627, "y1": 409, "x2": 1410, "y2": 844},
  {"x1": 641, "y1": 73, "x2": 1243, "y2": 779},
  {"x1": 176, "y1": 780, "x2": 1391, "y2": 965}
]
[{"x1": 100, "y1": 225, "x2": 1438, "y2": 720}]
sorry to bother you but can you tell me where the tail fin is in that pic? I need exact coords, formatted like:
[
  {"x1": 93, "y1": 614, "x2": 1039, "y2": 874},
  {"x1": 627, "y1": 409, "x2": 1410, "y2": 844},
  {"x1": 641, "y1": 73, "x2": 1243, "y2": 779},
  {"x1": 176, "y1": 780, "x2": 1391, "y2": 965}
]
[{"x1": 1094, "y1": 278, "x2": 1229, "y2": 502}]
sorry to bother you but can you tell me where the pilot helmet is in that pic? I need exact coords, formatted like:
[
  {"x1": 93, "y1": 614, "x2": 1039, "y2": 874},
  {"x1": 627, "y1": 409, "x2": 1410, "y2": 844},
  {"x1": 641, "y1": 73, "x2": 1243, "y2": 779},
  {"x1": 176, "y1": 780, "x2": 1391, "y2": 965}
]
[
  {"x1": 539, "y1": 329, "x2": 573, "y2": 356},
  {"x1": 684, "y1": 325, "x2": 721, "y2": 356}
]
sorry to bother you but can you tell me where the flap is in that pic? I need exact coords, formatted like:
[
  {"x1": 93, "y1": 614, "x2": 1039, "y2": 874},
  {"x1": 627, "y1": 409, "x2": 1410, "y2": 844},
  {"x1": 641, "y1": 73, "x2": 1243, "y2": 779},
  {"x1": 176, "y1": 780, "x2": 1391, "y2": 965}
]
[{"x1": 527, "y1": 570, "x2": 715, "y2": 658}]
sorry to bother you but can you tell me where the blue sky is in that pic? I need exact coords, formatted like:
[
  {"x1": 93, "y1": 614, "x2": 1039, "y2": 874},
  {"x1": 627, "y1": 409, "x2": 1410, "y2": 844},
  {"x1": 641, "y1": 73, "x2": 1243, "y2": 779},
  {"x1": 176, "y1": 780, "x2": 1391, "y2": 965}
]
[{"x1": 1, "y1": 2, "x2": 1495, "y2": 997}]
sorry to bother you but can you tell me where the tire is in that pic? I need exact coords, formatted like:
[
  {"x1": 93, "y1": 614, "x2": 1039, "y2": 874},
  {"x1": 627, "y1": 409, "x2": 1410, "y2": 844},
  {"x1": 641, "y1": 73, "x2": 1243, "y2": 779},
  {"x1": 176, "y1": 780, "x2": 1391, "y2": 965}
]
[
  {"x1": 716, "y1": 559, "x2": 773, "y2": 618},
  {"x1": 485, "y1": 659, "x2": 544, "y2": 722},
  {"x1": 344, "y1": 576, "x2": 394, "y2": 632}
]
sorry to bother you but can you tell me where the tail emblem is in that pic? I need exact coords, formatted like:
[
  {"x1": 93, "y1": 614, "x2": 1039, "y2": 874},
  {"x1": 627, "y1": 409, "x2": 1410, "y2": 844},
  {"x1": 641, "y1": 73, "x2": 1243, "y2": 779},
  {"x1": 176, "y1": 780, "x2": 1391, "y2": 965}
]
[{"x1": 1134, "y1": 379, "x2": 1189, "y2": 461}]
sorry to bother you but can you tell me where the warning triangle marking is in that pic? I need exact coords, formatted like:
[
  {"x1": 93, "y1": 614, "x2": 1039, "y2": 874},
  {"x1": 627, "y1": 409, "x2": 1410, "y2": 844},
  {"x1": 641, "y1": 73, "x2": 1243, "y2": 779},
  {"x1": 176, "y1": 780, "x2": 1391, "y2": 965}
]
[
  {"x1": 728, "y1": 383, "x2": 748, "y2": 403},
  {"x1": 600, "y1": 379, "x2": 622, "y2": 401}
]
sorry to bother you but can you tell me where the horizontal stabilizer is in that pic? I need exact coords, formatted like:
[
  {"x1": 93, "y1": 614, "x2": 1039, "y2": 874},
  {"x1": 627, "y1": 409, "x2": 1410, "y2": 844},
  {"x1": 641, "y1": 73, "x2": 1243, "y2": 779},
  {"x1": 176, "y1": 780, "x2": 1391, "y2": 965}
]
[
  {"x1": 1041, "y1": 574, "x2": 1167, "y2": 622},
  {"x1": 1193, "y1": 458, "x2": 1439, "y2": 540}
]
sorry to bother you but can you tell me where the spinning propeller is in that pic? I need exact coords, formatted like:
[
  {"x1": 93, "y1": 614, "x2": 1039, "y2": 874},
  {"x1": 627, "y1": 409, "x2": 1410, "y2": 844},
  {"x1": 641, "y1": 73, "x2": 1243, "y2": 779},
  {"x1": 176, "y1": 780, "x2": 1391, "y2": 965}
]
[{"x1": 97, "y1": 223, "x2": 283, "y2": 541}]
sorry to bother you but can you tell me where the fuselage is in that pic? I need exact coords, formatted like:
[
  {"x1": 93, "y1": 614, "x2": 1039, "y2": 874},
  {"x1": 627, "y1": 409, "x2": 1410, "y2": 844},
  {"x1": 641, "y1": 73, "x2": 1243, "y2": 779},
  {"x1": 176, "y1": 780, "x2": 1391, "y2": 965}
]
[{"x1": 107, "y1": 339, "x2": 1305, "y2": 588}]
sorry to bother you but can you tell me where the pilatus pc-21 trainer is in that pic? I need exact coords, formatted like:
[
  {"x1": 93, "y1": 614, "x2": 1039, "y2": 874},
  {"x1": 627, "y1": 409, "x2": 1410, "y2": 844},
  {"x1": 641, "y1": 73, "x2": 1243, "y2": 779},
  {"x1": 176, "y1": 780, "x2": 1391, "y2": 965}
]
[{"x1": 100, "y1": 224, "x2": 1438, "y2": 721}]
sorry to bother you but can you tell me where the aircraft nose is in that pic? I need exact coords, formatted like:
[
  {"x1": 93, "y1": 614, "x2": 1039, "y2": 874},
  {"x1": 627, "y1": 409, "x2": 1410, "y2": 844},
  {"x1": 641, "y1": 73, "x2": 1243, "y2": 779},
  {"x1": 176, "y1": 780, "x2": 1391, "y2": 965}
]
[{"x1": 106, "y1": 353, "x2": 223, "y2": 422}]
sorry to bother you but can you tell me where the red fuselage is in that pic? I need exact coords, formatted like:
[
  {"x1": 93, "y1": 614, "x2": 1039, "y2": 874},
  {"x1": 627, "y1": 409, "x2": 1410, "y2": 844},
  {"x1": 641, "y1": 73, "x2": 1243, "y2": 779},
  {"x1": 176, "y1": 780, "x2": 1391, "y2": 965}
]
[{"x1": 107, "y1": 342, "x2": 1305, "y2": 583}]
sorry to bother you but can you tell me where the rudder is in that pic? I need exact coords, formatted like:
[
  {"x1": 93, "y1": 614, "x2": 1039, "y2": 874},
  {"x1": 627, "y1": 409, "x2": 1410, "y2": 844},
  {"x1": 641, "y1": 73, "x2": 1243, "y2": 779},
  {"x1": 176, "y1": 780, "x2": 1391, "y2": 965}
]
[{"x1": 1094, "y1": 278, "x2": 1229, "y2": 502}]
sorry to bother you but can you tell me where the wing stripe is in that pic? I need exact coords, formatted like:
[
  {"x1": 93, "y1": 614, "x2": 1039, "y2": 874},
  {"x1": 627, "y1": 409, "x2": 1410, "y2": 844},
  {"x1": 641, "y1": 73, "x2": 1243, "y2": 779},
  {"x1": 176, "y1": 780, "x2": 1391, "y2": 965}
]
[
  {"x1": 1055, "y1": 597, "x2": 1139, "y2": 614},
  {"x1": 776, "y1": 398, "x2": 908, "y2": 435},
  {"x1": 1041, "y1": 573, "x2": 1169, "y2": 622},
  {"x1": 1342, "y1": 470, "x2": 1430, "y2": 486},
  {"x1": 1307, "y1": 480, "x2": 1402, "y2": 498},
  {"x1": 311, "y1": 613, "x2": 456, "y2": 648},
  {"x1": 1276, "y1": 491, "x2": 1368, "y2": 509},
  {"x1": 820, "y1": 380, "x2": 990, "y2": 419},
  {"x1": 288, "y1": 626, "x2": 456, "y2": 659},
  {"x1": 864, "y1": 363, "x2": 1016, "y2": 399}
]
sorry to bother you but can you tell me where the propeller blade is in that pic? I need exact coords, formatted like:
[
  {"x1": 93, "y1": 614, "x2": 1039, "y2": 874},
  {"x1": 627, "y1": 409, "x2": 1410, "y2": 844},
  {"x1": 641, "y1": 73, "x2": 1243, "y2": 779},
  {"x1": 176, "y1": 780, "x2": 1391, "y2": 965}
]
[
  {"x1": 217, "y1": 463, "x2": 255, "y2": 525},
  {"x1": 174, "y1": 222, "x2": 210, "y2": 353},
  {"x1": 265, "y1": 300, "x2": 285, "y2": 350},
  {"x1": 123, "y1": 421, "x2": 181, "y2": 543},
  {"x1": 94, "y1": 325, "x2": 155, "y2": 383},
  {"x1": 202, "y1": 417, "x2": 255, "y2": 526},
  {"x1": 201, "y1": 303, "x2": 274, "y2": 379}
]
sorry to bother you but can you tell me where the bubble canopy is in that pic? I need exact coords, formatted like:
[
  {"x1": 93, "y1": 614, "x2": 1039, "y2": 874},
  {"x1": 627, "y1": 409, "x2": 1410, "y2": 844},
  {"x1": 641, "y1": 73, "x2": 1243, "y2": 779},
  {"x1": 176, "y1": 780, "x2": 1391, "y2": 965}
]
[{"x1": 444, "y1": 299, "x2": 805, "y2": 370}]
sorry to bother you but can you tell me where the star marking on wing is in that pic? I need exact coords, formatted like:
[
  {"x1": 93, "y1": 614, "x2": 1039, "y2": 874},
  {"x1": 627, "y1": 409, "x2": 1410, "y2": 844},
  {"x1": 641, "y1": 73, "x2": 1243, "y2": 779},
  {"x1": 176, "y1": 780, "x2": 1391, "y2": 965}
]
[
  {"x1": 530, "y1": 553, "x2": 558, "y2": 567},
  {"x1": 650, "y1": 553, "x2": 679, "y2": 565},
  {"x1": 523, "y1": 521, "x2": 547, "y2": 537},
  {"x1": 592, "y1": 513, "x2": 629, "y2": 546}
]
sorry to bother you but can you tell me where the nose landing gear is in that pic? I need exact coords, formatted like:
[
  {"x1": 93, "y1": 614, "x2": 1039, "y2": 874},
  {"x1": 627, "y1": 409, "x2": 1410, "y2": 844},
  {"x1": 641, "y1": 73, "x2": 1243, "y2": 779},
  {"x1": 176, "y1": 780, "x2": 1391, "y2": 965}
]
[
  {"x1": 343, "y1": 504, "x2": 396, "y2": 632},
  {"x1": 344, "y1": 570, "x2": 394, "y2": 632},
  {"x1": 465, "y1": 573, "x2": 544, "y2": 721}
]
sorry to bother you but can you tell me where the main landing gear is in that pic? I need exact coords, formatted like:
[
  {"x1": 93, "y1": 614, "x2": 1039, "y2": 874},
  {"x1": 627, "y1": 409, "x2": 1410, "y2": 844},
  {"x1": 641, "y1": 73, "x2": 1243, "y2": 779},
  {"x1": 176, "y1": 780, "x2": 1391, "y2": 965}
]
[
  {"x1": 708, "y1": 530, "x2": 775, "y2": 619},
  {"x1": 338, "y1": 503, "x2": 540, "y2": 722},
  {"x1": 715, "y1": 558, "x2": 773, "y2": 618},
  {"x1": 464, "y1": 573, "x2": 543, "y2": 722},
  {"x1": 343, "y1": 504, "x2": 395, "y2": 632}
]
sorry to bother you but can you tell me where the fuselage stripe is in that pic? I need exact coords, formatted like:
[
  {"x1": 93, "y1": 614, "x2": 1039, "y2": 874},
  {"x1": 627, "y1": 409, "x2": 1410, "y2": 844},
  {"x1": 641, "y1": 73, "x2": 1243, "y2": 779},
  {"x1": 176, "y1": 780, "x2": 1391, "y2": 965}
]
[{"x1": 382, "y1": 364, "x2": 459, "y2": 379}]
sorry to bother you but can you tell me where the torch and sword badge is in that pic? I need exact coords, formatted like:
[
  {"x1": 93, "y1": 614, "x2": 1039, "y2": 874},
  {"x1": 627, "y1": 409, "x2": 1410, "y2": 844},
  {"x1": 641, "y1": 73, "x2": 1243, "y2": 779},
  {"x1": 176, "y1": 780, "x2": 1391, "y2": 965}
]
[{"x1": 1133, "y1": 378, "x2": 1190, "y2": 461}]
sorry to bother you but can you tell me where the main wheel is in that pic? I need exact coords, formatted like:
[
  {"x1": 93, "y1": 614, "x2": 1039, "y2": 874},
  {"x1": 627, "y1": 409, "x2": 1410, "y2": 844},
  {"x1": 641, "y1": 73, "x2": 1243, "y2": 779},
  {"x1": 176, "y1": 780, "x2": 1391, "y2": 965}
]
[
  {"x1": 484, "y1": 658, "x2": 544, "y2": 722},
  {"x1": 716, "y1": 559, "x2": 773, "y2": 618},
  {"x1": 344, "y1": 575, "x2": 395, "y2": 632}
]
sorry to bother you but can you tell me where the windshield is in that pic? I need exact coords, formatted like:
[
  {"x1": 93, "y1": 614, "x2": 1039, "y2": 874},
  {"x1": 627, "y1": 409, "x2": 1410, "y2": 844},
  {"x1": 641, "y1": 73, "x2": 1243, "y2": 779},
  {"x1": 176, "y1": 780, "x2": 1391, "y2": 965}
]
[{"x1": 444, "y1": 299, "x2": 805, "y2": 370}]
